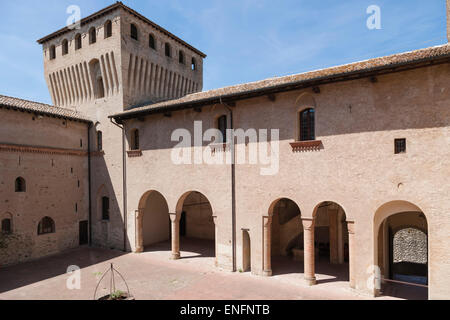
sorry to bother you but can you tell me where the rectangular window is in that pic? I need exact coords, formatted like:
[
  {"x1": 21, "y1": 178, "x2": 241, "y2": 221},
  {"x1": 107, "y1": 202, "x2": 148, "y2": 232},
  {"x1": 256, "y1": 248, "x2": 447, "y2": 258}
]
[
  {"x1": 395, "y1": 139, "x2": 406, "y2": 154},
  {"x1": 218, "y1": 115, "x2": 228, "y2": 143},
  {"x1": 102, "y1": 197, "x2": 110, "y2": 221}
]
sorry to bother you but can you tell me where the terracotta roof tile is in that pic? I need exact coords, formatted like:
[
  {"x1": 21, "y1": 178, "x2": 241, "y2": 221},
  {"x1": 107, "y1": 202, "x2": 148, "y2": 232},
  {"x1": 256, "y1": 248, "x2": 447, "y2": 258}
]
[
  {"x1": 0, "y1": 95, "x2": 91, "y2": 122},
  {"x1": 112, "y1": 44, "x2": 450, "y2": 120}
]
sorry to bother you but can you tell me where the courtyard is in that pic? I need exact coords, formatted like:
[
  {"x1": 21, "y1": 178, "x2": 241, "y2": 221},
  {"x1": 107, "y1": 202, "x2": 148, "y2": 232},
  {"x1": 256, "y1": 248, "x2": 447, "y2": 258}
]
[{"x1": 0, "y1": 239, "x2": 425, "y2": 300}]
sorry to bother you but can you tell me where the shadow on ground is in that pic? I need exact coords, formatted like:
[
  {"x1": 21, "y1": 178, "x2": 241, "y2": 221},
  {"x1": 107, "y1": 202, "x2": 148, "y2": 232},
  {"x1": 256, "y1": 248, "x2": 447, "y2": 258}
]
[{"x1": 0, "y1": 246, "x2": 125, "y2": 294}]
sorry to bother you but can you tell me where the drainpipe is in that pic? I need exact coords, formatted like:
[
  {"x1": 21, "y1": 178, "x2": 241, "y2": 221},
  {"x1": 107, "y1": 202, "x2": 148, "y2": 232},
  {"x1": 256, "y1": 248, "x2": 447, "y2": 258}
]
[
  {"x1": 88, "y1": 122, "x2": 92, "y2": 246},
  {"x1": 223, "y1": 99, "x2": 237, "y2": 272},
  {"x1": 110, "y1": 118, "x2": 128, "y2": 252}
]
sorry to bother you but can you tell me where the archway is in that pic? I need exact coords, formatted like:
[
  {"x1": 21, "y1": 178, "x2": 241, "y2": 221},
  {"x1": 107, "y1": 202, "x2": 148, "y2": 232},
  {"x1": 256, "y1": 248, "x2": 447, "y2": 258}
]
[
  {"x1": 242, "y1": 229, "x2": 251, "y2": 272},
  {"x1": 311, "y1": 202, "x2": 350, "y2": 284},
  {"x1": 136, "y1": 190, "x2": 171, "y2": 253},
  {"x1": 266, "y1": 198, "x2": 303, "y2": 276},
  {"x1": 374, "y1": 201, "x2": 428, "y2": 300},
  {"x1": 176, "y1": 191, "x2": 216, "y2": 260}
]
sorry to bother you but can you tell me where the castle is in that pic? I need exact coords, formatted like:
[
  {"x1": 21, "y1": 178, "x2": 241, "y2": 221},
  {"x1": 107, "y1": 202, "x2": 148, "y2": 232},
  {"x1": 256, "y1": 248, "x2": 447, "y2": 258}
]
[{"x1": 0, "y1": 1, "x2": 449, "y2": 299}]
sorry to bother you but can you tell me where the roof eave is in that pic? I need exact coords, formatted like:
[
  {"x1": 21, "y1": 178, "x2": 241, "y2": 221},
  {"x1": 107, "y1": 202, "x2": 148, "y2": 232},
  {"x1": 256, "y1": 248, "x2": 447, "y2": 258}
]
[{"x1": 111, "y1": 53, "x2": 450, "y2": 122}]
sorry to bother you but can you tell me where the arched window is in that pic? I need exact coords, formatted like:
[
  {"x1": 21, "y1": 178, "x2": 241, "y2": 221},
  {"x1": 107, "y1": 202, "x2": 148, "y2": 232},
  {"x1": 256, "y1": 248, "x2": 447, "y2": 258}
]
[
  {"x1": 38, "y1": 217, "x2": 55, "y2": 235},
  {"x1": 49, "y1": 45, "x2": 56, "y2": 60},
  {"x1": 1, "y1": 218, "x2": 11, "y2": 234},
  {"x1": 218, "y1": 115, "x2": 228, "y2": 143},
  {"x1": 299, "y1": 108, "x2": 315, "y2": 141},
  {"x1": 191, "y1": 58, "x2": 197, "y2": 71},
  {"x1": 104, "y1": 20, "x2": 112, "y2": 38},
  {"x1": 89, "y1": 27, "x2": 97, "y2": 44},
  {"x1": 179, "y1": 50, "x2": 185, "y2": 64},
  {"x1": 97, "y1": 131, "x2": 103, "y2": 151},
  {"x1": 130, "y1": 129, "x2": 140, "y2": 150},
  {"x1": 75, "y1": 34, "x2": 82, "y2": 50},
  {"x1": 62, "y1": 39, "x2": 69, "y2": 55},
  {"x1": 131, "y1": 23, "x2": 138, "y2": 40},
  {"x1": 102, "y1": 197, "x2": 110, "y2": 221},
  {"x1": 15, "y1": 177, "x2": 26, "y2": 193},
  {"x1": 165, "y1": 43, "x2": 171, "y2": 57},
  {"x1": 149, "y1": 34, "x2": 156, "y2": 49},
  {"x1": 89, "y1": 59, "x2": 105, "y2": 99}
]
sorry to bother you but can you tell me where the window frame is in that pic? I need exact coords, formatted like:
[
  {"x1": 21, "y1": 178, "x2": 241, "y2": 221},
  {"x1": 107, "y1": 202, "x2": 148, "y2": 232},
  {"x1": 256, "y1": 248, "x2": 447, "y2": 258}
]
[
  {"x1": 49, "y1": 45, "x2": 56, "y2": 60},
  {"x1": 104, "y1": 20, "x2": 112, "y2": 39},
  {"x1": 130, "y1": 129, "x2": 140, "y2": 150},
  {"x1": 165, "y1": 43, "x2": 172, "y2": 58},
  {"x1": 62, "y1": 39, "x2": 69, "y2": 55},
  {"x1": 149, "y1": 34, "x2": 156, "y2": 50},
  {"x1": 102, "y1": 197, "x2": 110, "y2": 221},
  {"x1": 299, "y1": 108, "x2": 316, "y2": 142},
  {"x1": 89, "y1": 27, "x2": 97, "y2": 44},
  {"x1": 131, "y1": 23, "x2": 139, "y2": 41},
  {"x1": 15, "y1": 177, "x2": 26, "y2": 193},
  {"x1": 75, "y1": 34, "x2": 82, "y2": 50},
  {"x1": 217, "y1": 115, "x2": 228, "y2": 143},
  {"x1": 1, "y1": 218, "x2": 12, "y2": 234},
  {"x1": 38, "y1": 217, "x2": 55, "y2": 235}
]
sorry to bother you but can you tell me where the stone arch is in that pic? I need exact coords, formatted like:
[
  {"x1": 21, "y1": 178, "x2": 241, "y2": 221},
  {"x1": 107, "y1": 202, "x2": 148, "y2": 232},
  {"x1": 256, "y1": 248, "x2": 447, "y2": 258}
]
[
  {"x1": 263, "y1": 198, "x2": 302, "y2": 276},
  {"x1": 136, "y1": 190, "x2": 170, "y2": 251},
  {"x1": 312, "y1": 201, "x2": 349, "y2": 265},
  {"x1": 173, "y1": 191, "x2": 216, "y2": 261},
  {"x1": 373, "y1": 200, "x2": 428, "y2": 299}
]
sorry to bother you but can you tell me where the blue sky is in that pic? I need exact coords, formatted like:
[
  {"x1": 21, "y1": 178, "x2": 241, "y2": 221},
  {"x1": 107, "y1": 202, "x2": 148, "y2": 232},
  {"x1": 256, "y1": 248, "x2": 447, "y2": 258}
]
[{"x1": 0, "y1": 0, "x2": 446, "y2": 104}]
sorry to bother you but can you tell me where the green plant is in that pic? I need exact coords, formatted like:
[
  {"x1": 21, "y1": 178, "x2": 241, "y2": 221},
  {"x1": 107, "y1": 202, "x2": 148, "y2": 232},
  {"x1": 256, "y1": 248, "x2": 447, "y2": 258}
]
[
  {"x1": 110, "y1": 290, "x2": 124, "y2": 300},
  {"x1": 238, "y1": 269, "x2": 243, "y2": 273}
]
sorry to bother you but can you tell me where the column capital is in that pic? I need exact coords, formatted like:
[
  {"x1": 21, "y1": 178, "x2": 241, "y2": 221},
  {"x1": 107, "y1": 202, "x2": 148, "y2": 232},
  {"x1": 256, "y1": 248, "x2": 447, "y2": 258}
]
[
  {"x1": 347, "y1": 220, "x2": 356, "y2": 234},
  {"x1": 302, "y1": 217, "x2": 315, "y2": 230},
  {"x1": 169, "y1": 213, "x2": 180, "y2": 222},
  {"x1": 263, "y1": 215, "x2": 272, "y2": 227}
]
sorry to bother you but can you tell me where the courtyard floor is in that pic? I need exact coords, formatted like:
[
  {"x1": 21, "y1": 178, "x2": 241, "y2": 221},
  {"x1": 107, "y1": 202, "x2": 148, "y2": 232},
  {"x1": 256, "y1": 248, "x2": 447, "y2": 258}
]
[{"x1": 0, "y1": 239, "x2": 424, "y2": 300}]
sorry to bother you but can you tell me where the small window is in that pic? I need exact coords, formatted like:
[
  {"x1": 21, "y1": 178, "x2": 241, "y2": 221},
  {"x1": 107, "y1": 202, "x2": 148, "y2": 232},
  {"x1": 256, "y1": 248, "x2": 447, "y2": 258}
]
[
  {"x1": 49, "y1": 45, "x2": 56, "y2": 60},
  {"x1": 395, "y1": 139, "x2": 406, "y2": 154},
  {"x1": 299, "y1": 108, "x2": 315, "y2": 141},
  {"x1": 1, "y1": 219, "x2": 11, "y2": 234},
  {"x1": 89, "y1": 27, "x2": 97, "y2": 44},
  {"x1": 15, "y1": 177, "x2": 26, "y2": 193},
  {"x1": 75, "y1": 34, "x2": 82, "y2": 50},
  {"x1": 131, "y1": 24, "x2": 138, "y2": 40},
  {"x1": 149, "y1": 34, "x2": 156, "y2": 49},
  {"x1": 179, "y1": 50, "x2": 185, "y2": 64},
  {"x1": 97, "y1": 77, "x2": 105, "y2": 98},
  {"x1": 131, "y1": 129, "x2": 140, "y2": 150},
  {"x1": 38, "y1": 217, "x2": 55, "y2": 235},
  {"x1": 62, "y1": 39, "x2": 69, "y2": 55},
  {"x1": 165, "y1": 43, "x2": 171, "y2": 57},
  {"x1": 191, "y1": 58, "x2": 197, "y2": 71},
  {"x1": 97, "y1": 131, "x2": 103, "y2": 151},
  {"x1": 104, "y1": 20, "x2": 112, "y2": 38},
  {"x1": 218, "y1": 115, "x2": 228, "y2": 143},
  {"x1": 102, "y1": 197, "x2": 110, "y2": 221}
]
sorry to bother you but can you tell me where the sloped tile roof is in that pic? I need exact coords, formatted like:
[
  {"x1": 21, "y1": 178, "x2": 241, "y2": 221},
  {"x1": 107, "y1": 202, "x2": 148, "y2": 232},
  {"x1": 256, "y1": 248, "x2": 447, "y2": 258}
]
[
  {"x1": 111, "y1": 43, "x2": 450, "y2": 121},
  {"x1": 0, "y1": 95, "x2": 91, "y2": 122}
]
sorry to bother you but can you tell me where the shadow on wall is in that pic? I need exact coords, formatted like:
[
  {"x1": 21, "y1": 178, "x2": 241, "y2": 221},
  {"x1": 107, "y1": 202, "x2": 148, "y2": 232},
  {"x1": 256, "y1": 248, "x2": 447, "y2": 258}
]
[
  {"x1": 123, "y1": 64, "x2": 450, "y2": 152},
  {"x1": 91, "y1": 154, "x2": 131, "y2": 252}
]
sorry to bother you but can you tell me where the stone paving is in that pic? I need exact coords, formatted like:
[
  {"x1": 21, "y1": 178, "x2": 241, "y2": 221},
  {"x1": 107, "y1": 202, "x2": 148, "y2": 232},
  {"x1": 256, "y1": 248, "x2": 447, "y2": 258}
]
[{"x1": 0, "y1": 240, "x2": 420, "y2": 300}]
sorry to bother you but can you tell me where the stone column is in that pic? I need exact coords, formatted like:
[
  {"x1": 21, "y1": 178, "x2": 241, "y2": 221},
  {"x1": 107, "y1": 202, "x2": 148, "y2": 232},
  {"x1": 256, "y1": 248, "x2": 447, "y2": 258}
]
[
  {"x1": 135, "y1": 209, "x2": 144, "y2": 253},
  {"x1": 213, "y1": 216, "x2": 218, "y2": 267},
  {"x1": 170, "y1": 213, "x2": 180, "y2": 260},
  {"x1": 302, "y1": 218, "x2": 316, "y2": 285},
  {"x1": 347, "y1": 221, "x2": 356, "y2": 289},
  {"x1": 262, "y1": 216, "x2": 272, "y2": 276}
]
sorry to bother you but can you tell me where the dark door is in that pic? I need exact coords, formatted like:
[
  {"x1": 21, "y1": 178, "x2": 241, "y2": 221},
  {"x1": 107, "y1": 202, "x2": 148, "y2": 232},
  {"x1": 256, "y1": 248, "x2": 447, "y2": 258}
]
[{"x1": 79, "y1": 221, "x2": 89, "y2": 245}]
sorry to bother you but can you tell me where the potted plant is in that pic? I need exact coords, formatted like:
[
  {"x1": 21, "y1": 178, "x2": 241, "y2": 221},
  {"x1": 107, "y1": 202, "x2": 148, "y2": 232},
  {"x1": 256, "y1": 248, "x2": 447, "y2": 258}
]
[{"x1": 94, "y1": 263, "x2": 134, "y2": 300}]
